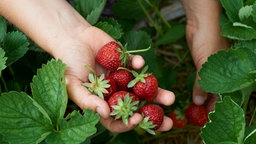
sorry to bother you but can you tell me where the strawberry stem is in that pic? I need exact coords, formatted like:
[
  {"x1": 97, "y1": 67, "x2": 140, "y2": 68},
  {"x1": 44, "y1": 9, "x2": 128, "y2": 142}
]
[
  {"x1": 116, "y1": 41, "x2": 150, "y2": 67},
  {"x1": 126, "y1": 45, "x2": 151, "y2": 54},
  {"x1": 117, "y1": 67, "x2": 132, "y2": 73},
  {"x1": 85, "y1": 65, "x2": 97, "y2": 76}
]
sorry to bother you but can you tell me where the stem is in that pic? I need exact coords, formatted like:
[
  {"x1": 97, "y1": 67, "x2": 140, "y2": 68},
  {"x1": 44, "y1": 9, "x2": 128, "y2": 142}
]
[
  {"x1": 1, "y1": 76, "x2": 8, "y2": 92},
  {"x1": 85, "y1": 65, "x2": 97, "y2": 75},
  {"x1": 249, "y1": 105, "x2": 256, "y2": 126},
  {"x1": 242, "y1": 93, "x2": 250, "y2": 113},
  {"x1": 137, "y1": 0, "x2": 161, "y2": 34},
  {"x1": 145, "y1": 0, "x2": 171, "y2": 29},
  {"x1": 88, "y1": 128, "x2": 107, "y2": 140},
  {"x1": 8, "y1": 66, "x2": 20, "y2": 91},
  {"x1": 127, "y1": 45, "x2": 151, "y2": 53},
  {"x1": 107, "y1": 133, "x2": 119, "y2": 143}
]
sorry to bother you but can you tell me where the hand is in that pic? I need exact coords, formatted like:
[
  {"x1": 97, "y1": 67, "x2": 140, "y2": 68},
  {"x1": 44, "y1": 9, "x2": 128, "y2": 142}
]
[
  {"x1": 56, "y1": 26, "x2": 175, "y2": 133},
  {"x1": 181, "y1": 0, "x2": 230, "y2": 112}
]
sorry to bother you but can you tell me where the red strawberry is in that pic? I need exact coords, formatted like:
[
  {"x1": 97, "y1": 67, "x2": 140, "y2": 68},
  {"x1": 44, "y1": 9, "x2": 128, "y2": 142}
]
[
  {"x1": 185, "y1": 103, "x2": 209, "y2": 127},
  {"x1": 170, "y1": 109, "x2": 188, "y2": 128},
  {"x1": 96, "y1": 41, "x2": 151, "y2": 71},
  {"x1": 82, "y1": 65, "x2": 117, "y2": 100},
  {"x1": 138, "y1": 104, "x2": 164, "y2": 135},
  {"x1": 102, "y1": 76, "x2": 118, "y2": 101},
  {"x1": 96, "y1": 41, "x2": 130, "y2": 71},
  {"x1": 108, "y1": 68, "x2": 135, "y2": 91},
  {"x1": 127, "y1": 66, "x2": 158, "y2": 101},
  {"x1": 107, "y1": 91, "x2": 139, "y2": 125}
]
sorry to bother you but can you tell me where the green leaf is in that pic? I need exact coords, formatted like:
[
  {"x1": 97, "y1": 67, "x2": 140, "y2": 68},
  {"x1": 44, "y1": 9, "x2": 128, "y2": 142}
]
[
  {"x1": 0, "y1": 48, "x2": 7, "y2": 76},
  {"x1": 122, "y1": 30, "x2": 152, "y2": 51},
  {"x1": 0, "y1": 16, "x2": 7, "y2": 43},
  {"x1": 72, "y1": 0, "x2": 106, "y2": 25},
  {"x1": 233, "y1": 39, "x2": 256, "y2": 49},
  {"x1": 201, "y1": 96, "x2": 245, "y2": 144},
  {"x1": 198, "y1": 47, "x2": 256, "y2": 93},
  {"x1": 95, "y1": 18, "x2": 123, "y2": 40},
  {"x1": 31, "y1": 59, "x2": 67, "y2": 126},
  {"x1": 45, "y1": 109, "x2": 99, "y2": 144},
  {"x1": 220, "y1": 0, "x2": 243, "y2": 22},
  {"x1": 244, "y1": 124, "x2": 256, "y2": 144},
  {"x1": 0, "y1": 91, "x2": 52, "y2": 144},
  {"x1": 221, "y1": 91, "x2": 244, "y2": 106},
  {"x1": 155, "y1": 23, "x2": 186, "y2": 46},
  {"x1": 245, "y1": 0, "x2": 256, "y2": 5},
  {"x1": 221, "y1": 84, "x2": 256, "y2": 106},
  {"x1": 112, "y1": 0, "x2": 149, "y2": 19},
  {"x1": 218, "y1": 142, "x2": 240, "y2": 144},
  {"x1": 239, "y1": 5, "x2": 253, "y2": 21},
  {"x1": 2, "y1": 31, "x2": 29, "y2": 65},
  {"x1": 252, "y1": 3, "x2": 256, "y2": 23},
  {"x1": 221, "y1": 22, "x2": 256, "y2": 40},
  {"x1": 0, "y1": 133, "x2": 9, "y2": 144}
]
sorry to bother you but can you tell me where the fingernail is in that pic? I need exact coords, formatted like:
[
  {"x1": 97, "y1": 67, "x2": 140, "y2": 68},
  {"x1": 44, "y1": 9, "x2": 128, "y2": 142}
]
[{"x1": 194, "y1": 95, "x2": 206, "y2": 105}]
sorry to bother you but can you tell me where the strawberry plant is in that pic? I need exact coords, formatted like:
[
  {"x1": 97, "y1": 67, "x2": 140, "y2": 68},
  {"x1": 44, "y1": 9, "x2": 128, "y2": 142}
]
[
  {"x1": 2, "y1": 0, "x2": 255, "y2": 143},
  {"x1": 0, "y1": 60, "x2": 100, "y2": 143},
  {"x1": 197, "y1": 0, "x2": 256, "y2": 143}
]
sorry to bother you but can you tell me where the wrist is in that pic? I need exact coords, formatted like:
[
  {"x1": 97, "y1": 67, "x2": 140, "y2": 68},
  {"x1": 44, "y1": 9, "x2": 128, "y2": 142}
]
[
  {"x1": 0, "y1": 0, "x2": 92, "y2": 59},
  {"x1": 181, "y1": 0, "x2": 222, "y2": 28}
]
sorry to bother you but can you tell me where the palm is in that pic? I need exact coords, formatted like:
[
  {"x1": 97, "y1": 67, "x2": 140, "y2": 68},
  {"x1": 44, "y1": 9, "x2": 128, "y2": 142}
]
[{"x1": 60, "y1": 26, "x2": 175, "y2": 133}]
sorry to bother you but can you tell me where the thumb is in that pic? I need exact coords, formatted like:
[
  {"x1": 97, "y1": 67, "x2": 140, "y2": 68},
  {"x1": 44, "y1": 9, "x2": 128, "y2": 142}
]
[
  {"x1": 192, "y1": 74, "x2": 208, "y2": 105},
  {"x1": 193, "y1": 74, "x2": 217, "y2": 113}
]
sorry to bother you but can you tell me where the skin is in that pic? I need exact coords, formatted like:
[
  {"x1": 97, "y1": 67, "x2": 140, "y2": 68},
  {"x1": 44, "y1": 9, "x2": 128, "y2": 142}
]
[
  {"x1": 181, "y1": 0, "x2": 230, "y2": 112},
  {"x1": 0, "y1": 0, "x2": 175, "y2": 133}
]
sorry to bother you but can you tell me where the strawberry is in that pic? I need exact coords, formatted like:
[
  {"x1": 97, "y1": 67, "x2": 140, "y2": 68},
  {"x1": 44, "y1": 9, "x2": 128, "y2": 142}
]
[
  {"x1": 96, "y1": 41, "x2": 129, "y2": 71},
  {"x1": 170, "y1": 109, "x2": 188, "y2": 128},
  {"x1": 96, "y1": 41, "x2": 151, "y2": 71},
  {"x1": 185, "y1": 103, "x2": 209, "y2": 127},
  {"x1": 107, "y1": 91, "x2": 139, "y2": 125},
  {"x1": 82, "y1": 65, "x2": 117, "y2": 100},
  {"x1": 126, "y1": 66, "x2": 158, "y2": 101},
  {"x1": 102, "y1": 76, "x2": 118, "y2": 101},
  {"x1": 108, "y1": 68, "x2": 134, "y2": 91},
  {"x1": 138, "y1": 104, "x2": 164, "y2": 135}
]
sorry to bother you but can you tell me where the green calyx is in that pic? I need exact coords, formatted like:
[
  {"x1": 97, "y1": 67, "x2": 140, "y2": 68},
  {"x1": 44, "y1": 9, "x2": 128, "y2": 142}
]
[
  {"x1": 138, "y1": 116, "x2": 156, "y2": 135},
  {"x1": 82, "y1": 65, "x2": 110, "y2": 99},
  {"x1": 126, "y1": 65, "x2": 151, "y2": 88},
  {"x1": 174, "y1": 109, "x2": 186, "y2": 120},
  {"x1": 117, "y1": 42, "x2": 151, "y2": 67},
  {"x1": 110, "y1": 94, "x2": 139, "y2": 125}
]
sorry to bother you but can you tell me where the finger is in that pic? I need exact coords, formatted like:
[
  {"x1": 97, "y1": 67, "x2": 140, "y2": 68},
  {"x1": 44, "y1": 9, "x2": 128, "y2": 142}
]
[
  {"x1": 154, "y1": 88, "x2": 175, "y2": 106},
  {"x1": 192, "y1": 76, "x2": 208, "y2": 105},
  {"x1": 156, "y1": 116, "x2": 173, "y2": 131},
  {"x1": 100, "y1": 113, "x2": 143, "y2": 133},
  {"x1": 130, "y1": 55, "x2": 145, "y2": 70},
  {"x1": 66, "y1": 75, "x2": 110, "y2": 118},
  {"x1": 204, "y1": 93, "x2": 218, "y2": 113}
]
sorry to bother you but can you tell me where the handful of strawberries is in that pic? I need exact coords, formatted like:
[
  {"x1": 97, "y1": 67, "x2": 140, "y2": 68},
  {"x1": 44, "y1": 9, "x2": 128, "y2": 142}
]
[{"x1": 83, "y1": 41, "x2": 164, "y2": 135}]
